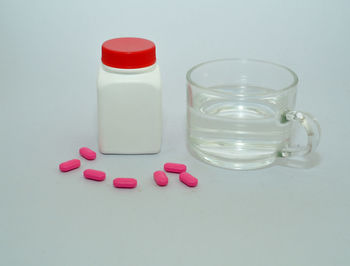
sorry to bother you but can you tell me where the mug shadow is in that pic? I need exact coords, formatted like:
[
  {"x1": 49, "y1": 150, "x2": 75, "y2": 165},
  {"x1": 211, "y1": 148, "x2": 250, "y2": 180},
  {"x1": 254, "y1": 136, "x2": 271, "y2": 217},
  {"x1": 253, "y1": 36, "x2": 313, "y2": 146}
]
[{"x1": 274, "y1": 152, "x2": 322, "y2": 169}]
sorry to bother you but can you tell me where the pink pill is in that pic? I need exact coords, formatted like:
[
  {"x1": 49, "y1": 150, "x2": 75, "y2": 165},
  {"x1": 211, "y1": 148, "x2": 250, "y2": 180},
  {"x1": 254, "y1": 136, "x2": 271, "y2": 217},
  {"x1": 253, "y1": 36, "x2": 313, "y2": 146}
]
[
  {"x1": 164, "y1": 162, "x2": 187, "y2": 173},
  {"x1": 59, "y1": 159, "x2": 81, "y2": 172},
  {"x1": 153, "y1": 170, "x2": 168, "y2": 186},
  {"x1": 113, "y1": 178, "x2": 137, "y2": 189},
  {"x1": 179, "y1": 172, "x2": 198, "y2": 187},
  {"x1": 79, "y1": 147, "x2": 96, "y2": 160},
  {"x1": 83, "y1": 169, "x2": 106, "y2": 181}
]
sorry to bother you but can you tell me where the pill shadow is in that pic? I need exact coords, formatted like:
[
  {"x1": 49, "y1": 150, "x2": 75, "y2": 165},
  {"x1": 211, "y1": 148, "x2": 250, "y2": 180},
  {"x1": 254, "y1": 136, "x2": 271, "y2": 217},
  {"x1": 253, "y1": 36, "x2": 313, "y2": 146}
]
[{"x1": 274, "y1": 152, "x2": 321, "y2": 169}]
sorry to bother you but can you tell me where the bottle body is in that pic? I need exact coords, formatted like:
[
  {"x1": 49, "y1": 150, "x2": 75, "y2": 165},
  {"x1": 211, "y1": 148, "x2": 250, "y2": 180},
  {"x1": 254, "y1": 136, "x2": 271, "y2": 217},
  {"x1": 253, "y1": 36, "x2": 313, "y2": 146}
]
[{"x1": 97, "y1": 63, "x2": 162, "y2": 154}]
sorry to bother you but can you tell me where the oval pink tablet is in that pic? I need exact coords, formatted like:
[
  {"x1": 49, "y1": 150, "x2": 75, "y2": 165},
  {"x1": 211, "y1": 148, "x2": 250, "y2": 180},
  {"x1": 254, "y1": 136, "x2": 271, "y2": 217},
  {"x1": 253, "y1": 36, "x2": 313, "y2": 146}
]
[
  {"x1": 179, "y1": 172, "x2": 198, "y2": 187},
  {"x1": 113, "y1": 178, "x2": 137, "y2": 189},
  {"x1": 79, "y1": 147, "x2": 96, "y2": 160},
  {"x1": 83, "y1": 169, "x2": 106, "y2": 181},
  {"x1": 164, "y1": 162, "x2": 187, "y2": 173},
  {"x1": 153, "y1": 170, "x2": 168, "y2": 186},
  {"x1": 59, "y1": 159, "x2": 81, "y2": 172}
]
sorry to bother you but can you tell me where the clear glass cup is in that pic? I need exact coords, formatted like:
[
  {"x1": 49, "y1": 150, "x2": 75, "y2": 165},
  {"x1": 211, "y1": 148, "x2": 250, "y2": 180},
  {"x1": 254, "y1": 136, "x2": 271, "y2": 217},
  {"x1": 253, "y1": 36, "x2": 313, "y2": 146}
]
[{"x1": 186, "y1": 59, "x2": 321, "y2": 170}]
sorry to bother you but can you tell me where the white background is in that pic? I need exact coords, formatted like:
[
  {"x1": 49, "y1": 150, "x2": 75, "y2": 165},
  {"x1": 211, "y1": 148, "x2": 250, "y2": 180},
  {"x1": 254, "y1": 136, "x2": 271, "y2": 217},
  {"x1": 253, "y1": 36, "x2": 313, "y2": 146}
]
[{"x1": 1, "y1": 0, "x2": 349, "y2": 265}]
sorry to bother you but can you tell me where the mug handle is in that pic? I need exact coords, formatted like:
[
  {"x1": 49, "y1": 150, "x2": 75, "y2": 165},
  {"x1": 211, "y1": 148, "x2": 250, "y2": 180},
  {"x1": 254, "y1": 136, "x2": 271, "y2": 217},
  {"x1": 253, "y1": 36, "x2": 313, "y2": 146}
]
[{"x1": 279, "y1": 110, "x2": 321, "y2": 158}]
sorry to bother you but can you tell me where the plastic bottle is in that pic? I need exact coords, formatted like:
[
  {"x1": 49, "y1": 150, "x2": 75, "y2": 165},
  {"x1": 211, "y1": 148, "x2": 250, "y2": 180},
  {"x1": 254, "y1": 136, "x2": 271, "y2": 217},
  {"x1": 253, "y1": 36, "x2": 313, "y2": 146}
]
[{"x1": 97, "y1": 37, "x2": 162, "y2": 154}]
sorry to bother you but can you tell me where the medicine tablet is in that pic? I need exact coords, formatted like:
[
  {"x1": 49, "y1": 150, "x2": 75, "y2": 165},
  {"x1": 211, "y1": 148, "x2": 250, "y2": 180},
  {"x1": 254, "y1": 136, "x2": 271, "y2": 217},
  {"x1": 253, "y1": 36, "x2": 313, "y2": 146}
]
[
  {"x1": 164, "y1": 162, "x2": 187, "y2": 173},
  {"x1": 83, "y1": 169, "x2": 106, "y2": 181},
  {"x1": 59, "y1": 159, "x2": 81, "y2": 172},
  {"x1": 179, "y1": 172, "x2": 198, "y2": 187},
  {"x1": 153, "y1": 170, "x2": 168, "y2": 186},
  {"x1": 79, "y1": 147, "x2": 96, "y2": 160},
  {"x1": 113, "y1": 178, "x2": 137, "y2": 189}
]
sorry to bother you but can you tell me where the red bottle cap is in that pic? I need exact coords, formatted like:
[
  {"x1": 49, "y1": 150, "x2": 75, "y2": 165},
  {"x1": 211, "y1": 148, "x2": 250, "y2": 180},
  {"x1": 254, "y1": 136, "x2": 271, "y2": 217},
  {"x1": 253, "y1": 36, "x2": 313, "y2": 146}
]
[{"x1": 101, "y1": 37, "x2": 156, "y2": 69}]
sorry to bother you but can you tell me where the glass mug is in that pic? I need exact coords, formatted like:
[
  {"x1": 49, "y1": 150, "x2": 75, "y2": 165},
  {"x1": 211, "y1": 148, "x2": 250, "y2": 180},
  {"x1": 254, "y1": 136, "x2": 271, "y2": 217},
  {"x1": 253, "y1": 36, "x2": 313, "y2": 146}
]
[{"x1": 186, "y1": 59, "x2": 321, "y2": 170}]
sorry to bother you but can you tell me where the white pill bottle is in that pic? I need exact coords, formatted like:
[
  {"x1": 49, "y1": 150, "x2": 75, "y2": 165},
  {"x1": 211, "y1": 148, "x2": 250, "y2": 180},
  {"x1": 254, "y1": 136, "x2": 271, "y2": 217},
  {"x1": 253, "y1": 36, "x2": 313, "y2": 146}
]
[{"x1": 97, "y1": 37, "x2": 162, "y2": 154}]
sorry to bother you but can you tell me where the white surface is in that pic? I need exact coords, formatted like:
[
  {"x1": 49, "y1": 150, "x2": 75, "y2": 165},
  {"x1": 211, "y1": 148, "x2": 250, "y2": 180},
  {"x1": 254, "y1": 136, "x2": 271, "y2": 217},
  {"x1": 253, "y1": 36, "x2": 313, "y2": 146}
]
[
  {"x1": 98, "y1": 63, "x2": 162, "y2": 154},
  {"x1": 0, "y1": 1, "x2": 349, "y2": 266}
]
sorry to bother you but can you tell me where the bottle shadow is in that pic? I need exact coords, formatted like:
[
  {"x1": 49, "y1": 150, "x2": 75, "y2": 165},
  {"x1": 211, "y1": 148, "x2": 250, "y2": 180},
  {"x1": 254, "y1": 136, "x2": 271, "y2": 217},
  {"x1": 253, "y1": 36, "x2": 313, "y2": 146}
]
[{"x1": 274, "y1": 152, "x2": 321, "y2": 169}]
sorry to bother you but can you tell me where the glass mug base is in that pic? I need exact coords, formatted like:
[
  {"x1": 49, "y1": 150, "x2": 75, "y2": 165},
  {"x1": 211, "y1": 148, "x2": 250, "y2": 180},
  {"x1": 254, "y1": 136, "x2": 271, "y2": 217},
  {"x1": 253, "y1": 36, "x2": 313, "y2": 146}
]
[{"x1": 188, "y1": 141, "x2": 277, "y2": 170}]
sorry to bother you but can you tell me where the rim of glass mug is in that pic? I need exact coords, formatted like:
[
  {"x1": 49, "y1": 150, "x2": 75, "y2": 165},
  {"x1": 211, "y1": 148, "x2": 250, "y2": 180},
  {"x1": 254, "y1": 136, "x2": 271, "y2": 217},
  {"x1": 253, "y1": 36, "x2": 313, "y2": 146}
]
[{"x1": 186, "y1": 58, "x2": 299, "y2": 95}]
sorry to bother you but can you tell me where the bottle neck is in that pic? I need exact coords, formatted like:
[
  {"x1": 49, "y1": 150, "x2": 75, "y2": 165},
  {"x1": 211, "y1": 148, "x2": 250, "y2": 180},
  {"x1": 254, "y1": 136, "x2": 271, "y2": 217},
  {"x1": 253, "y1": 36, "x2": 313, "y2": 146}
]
[{"x1": 101, "y1": 63, "x2": 157, "y2": 74}]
